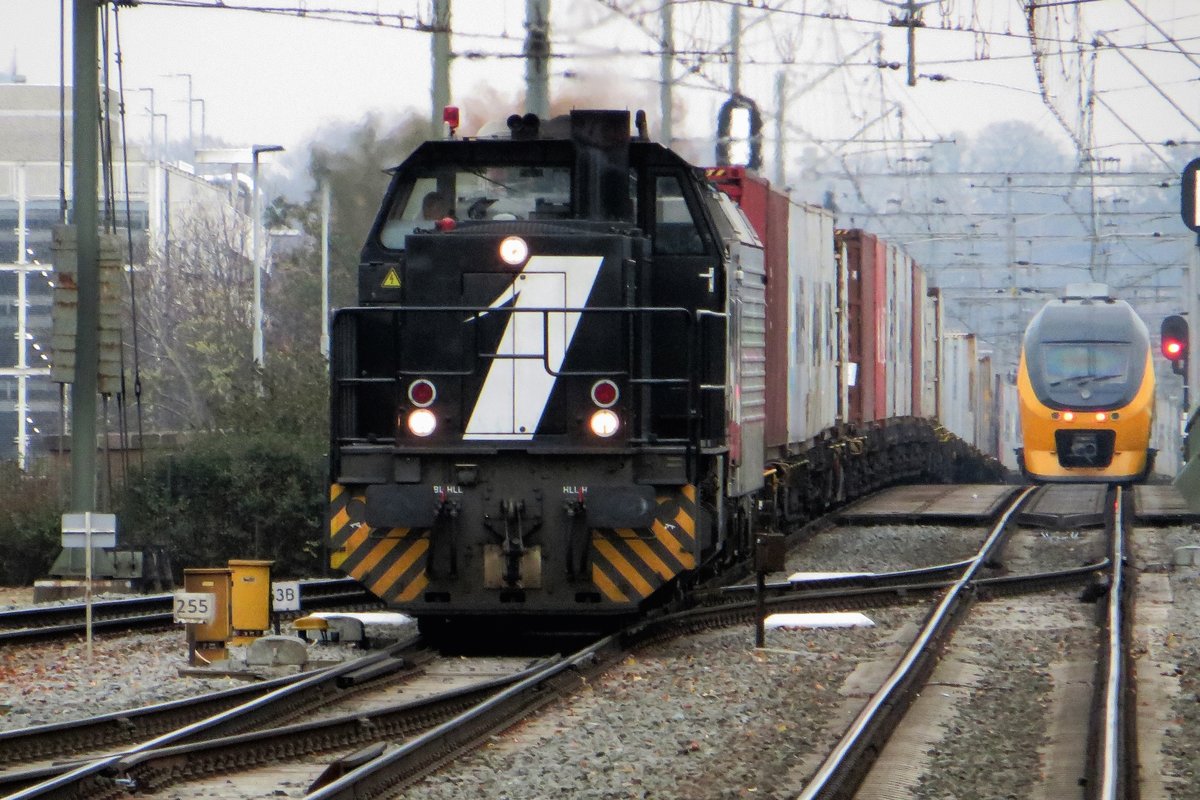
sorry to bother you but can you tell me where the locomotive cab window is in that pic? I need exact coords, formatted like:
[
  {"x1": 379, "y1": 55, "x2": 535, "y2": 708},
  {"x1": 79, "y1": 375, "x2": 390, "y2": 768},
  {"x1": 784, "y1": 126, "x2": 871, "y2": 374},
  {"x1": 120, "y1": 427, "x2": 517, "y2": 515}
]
[
  {"x1": 378, "y1": 164, "x2": 573, "y2": 249},
  {"x1": 653, "y1": 175, "x2": 706, "y2": 255}
]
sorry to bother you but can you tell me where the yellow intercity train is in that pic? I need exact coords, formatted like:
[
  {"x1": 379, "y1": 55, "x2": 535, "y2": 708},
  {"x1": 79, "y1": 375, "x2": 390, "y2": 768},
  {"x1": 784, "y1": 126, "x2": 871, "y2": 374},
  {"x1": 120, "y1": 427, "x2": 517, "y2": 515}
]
[{"x1": 1016, "y1": 284, "x2": 1155, "y2": 483}]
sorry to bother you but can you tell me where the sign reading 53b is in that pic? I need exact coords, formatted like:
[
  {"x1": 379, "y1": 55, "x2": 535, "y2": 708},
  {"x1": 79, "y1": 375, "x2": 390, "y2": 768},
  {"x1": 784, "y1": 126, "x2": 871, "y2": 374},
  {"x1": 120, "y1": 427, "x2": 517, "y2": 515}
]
[
  {"x1": 272, "y1": 581, "x2": 301, "y2": 612},
  {"x1": 173, "y1": 592, "x2": 216, "y2": 624}
]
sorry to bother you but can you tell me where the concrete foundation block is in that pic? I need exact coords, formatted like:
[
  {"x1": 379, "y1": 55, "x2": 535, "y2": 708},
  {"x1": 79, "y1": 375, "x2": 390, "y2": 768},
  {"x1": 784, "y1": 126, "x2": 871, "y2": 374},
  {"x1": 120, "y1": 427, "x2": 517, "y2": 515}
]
[{"x1": 246, "y1": 635, "x2": 309, "y2": 666}]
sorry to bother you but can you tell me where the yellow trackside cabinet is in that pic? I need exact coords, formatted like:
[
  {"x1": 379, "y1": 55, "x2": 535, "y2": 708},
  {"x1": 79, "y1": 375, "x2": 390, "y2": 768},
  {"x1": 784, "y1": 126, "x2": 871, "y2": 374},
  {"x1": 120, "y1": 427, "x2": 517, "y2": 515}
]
[
  {"x1": 228, "y1": 559, "x2": 274, "y2": 645},
  {"x1": 183, "y1": 567, "x2": 232, "y2": 664}
]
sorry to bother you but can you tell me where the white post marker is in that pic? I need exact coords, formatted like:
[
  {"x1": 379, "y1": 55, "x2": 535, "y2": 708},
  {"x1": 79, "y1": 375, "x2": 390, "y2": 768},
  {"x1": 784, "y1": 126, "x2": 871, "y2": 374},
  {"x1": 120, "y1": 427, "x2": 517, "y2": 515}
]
[
  {"x1": 61, "y1": 512, "x2": 117, "y2": 663},
  {"x1": 272, "y1": 581, "x2": 301, "y2": 612},
  {"x1": 172, "y1": 592, "x2": 217, "y2": 624}
]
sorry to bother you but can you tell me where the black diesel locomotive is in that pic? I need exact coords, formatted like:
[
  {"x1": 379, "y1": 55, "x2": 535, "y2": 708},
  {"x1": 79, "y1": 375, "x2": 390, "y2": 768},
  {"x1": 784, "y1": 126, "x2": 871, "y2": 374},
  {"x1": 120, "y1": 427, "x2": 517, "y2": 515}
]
[{"x1": 328, "y1": 110, "x2": 996, "y2": 632}]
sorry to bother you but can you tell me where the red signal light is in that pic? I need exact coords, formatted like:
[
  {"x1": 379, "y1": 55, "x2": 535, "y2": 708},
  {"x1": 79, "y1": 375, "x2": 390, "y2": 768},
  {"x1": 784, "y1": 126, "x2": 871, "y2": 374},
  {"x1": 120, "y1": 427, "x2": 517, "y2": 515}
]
[{"x1": 1161, "y1": 315, "x2": 1188, "y2": 373}]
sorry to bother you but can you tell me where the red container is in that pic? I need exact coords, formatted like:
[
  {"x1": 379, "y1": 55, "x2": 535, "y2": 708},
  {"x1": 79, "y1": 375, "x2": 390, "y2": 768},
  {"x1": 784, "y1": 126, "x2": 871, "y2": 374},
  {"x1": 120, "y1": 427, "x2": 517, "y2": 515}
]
[{"x1": 838, "y1": 229, "x2": 887, "y2": 423}]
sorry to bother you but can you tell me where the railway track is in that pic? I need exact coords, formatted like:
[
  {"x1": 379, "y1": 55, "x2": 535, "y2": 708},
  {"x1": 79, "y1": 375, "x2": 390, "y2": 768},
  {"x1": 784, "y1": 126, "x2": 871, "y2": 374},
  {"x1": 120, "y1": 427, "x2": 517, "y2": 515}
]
[
  {"x1": 0, "y1": 483, "x2": 1185, "y2": 798},
  {"x1": 0, "y1": 554, "x2": 973, "y2": 798},
  {"x1": 796, "y1": 484, "x2": 1132, "y2": 799},
  {"x1": 0, "y1": 578, "x2": 377, "y2": 644}
]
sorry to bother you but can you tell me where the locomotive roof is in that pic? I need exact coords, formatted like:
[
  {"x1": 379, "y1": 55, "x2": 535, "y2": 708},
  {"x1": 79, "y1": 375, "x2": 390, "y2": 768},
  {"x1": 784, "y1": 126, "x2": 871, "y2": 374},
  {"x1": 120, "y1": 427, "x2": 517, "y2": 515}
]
[
  {"x1": 1024, "y1": 297, "x2": 1149, "y2": 346},
  {"x1": 386, "y1": 133, "x2": 696, "y2": 174}
]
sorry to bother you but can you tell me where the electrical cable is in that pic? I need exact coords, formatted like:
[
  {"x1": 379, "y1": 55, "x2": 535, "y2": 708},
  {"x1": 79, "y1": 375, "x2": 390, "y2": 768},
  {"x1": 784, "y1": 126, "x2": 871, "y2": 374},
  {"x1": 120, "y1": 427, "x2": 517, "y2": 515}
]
[{"x1": 111, "y1": 2, "x2": 147, "y2": 470}]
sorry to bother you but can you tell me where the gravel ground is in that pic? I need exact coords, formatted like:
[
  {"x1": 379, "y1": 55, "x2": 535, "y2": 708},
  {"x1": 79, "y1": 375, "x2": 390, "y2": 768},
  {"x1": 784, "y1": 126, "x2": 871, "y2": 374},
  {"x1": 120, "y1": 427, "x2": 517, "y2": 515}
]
[
  {"x1": 1140, "y1": 524, "x2": 1200, "y2": 799},
  {"x1": 912, "y1": 591, "x2": 1097, "y2": 800},
  {"x1": 781, "y1": 524, "x2": 986, "y2": 577},
  {"x1": 3, "y1": 517, "x2": 1198, "y2": 800},
  {"x1": 0, "y1": 595, "x2": 382, "y2": 733},
  {"x1": 1000, "y1": 524, "x2": 1108, "y2": 573},
  {"x1": 404, "y1": 608, "x2": 924, "y2": 800},
  {"x1": 0, "y1": 631, "x2": 247, "y2": 731}
]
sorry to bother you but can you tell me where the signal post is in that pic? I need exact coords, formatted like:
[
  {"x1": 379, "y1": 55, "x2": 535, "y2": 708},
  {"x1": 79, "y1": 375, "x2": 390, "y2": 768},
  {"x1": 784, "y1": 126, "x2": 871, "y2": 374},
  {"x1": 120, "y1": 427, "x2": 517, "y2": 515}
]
[{"x1": 1174, "y1": 160, "x2": 1200, "y2": 480}]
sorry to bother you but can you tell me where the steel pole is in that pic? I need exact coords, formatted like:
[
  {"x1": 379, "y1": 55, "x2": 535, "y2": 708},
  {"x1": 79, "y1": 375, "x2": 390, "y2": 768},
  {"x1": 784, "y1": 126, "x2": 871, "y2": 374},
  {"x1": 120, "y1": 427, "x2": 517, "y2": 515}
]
[
  {"x1": 431, "y1": 0, "x2": 452, "y2": 137},
  {"x1": 251, "y1": 151, "x2": 263, "y2": 371},
  {"x1": 524, "y1": 0, "x2": 550, "y2": 118},
  {"x1": 659, "y1": 2, "x2": 673, "y2": 146},
  {"x1": 320, "y1": 181, "x2": 330, "y2": 359},
  {"x1": 71, "y1": 0, "x2": 99, "y2": 512}
]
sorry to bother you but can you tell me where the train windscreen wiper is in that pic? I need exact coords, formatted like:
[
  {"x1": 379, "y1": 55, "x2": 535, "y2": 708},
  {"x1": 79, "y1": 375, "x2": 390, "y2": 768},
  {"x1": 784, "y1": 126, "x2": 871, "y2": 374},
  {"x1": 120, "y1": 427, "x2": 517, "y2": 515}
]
[{"x1": 1049, "y1": 372, "x2": 1124, "y2": 387}]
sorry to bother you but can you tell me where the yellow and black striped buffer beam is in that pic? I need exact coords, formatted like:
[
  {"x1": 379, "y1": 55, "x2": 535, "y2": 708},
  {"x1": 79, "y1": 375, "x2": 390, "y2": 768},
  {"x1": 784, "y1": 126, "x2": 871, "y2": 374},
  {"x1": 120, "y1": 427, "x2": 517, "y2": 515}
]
[
  {"x1": 589, "y1": 485, "x2": 699, "y2": 604},
  {"x1": 329, "y1": 484, "x2": 429, "y2": 604},
  {"x1": 332, "y1": 483, "x2": 701, "y2": 609}
]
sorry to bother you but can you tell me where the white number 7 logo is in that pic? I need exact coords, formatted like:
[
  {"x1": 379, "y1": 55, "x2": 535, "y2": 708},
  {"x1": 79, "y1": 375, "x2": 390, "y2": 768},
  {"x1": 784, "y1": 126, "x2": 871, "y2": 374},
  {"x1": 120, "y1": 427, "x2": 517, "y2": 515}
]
[{"x1": 464, "y1": 255, "x2": 604, "y2": 440}]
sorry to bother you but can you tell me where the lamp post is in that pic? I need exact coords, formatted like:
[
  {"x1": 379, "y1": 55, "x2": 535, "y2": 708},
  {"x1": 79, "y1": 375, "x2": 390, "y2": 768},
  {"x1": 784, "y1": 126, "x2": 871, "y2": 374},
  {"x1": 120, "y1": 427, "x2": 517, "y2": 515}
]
[
  {"x1": 152, "y1": 113, "x2": 168, "y2": 160},
  {"x1": 251, "y1": 145, "x2": 284, "y2": 371},
  {"x1": 195, "y1": 145, "x2": 284, "y2": 375},
  {"x1": 192, "y1": 98, "x2": 206, "y2": 149},
  {"x1": 132, "y1": 87, "x2": 156, "y2": 157}
]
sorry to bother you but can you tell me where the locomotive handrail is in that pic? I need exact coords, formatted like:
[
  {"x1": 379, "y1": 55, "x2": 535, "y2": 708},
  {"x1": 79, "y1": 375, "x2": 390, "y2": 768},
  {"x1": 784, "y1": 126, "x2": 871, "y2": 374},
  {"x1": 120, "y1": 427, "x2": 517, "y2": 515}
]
[
  {"x1": 334, "y1": 304, "x2": 696, "y2": 379},
  {"x1": 331, "y1": 303, "x2": 714, "y2": 451}
]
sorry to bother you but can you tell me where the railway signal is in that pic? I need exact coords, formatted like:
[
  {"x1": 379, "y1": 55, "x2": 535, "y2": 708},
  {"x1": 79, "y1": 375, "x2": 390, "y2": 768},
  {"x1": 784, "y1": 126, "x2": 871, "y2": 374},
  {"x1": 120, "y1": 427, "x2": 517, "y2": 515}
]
[
  {"x1": 1161, "y1": 314, "x2": 1189, "y2": 376},
  {"x1": 1182, "y1": 158, "x2": 1200, "y2": 233}
]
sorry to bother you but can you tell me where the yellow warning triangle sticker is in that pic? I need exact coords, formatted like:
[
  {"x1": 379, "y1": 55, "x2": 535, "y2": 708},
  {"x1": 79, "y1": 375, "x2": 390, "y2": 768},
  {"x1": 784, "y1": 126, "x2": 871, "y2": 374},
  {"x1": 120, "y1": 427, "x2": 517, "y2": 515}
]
[{"x1": 381, "y1": 268, "x2": 401, "y2": 289}]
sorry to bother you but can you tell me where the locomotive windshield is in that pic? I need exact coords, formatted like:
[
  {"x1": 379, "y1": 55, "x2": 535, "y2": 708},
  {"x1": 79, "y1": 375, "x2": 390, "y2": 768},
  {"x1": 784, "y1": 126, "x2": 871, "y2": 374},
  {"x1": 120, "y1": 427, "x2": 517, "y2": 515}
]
[
  {"x1": 379, "y1": 164, "x2": 573, "y2": 249},
  {"x1": 1041, "y1": 343, "x2": 1131, "y2": 387}
]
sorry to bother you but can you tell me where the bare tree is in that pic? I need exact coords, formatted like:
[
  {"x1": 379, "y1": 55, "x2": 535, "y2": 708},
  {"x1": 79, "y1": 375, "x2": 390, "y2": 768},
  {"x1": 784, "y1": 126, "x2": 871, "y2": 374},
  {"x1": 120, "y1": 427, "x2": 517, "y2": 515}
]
[{"x1": 135, "y1": 203, "x2": 255, "y2": 432}]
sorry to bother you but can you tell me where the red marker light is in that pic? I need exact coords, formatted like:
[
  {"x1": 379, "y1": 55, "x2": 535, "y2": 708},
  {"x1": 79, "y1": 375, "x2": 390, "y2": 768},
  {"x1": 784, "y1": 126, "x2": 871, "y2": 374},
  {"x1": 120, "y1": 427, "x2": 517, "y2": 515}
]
[
  {"x1": 435, "y1": 217, "x2": 457, "y2": 232},
  {"x1": 591, "y1": 379, "x2": 619, "y2": 408},
  {"x1": 409, "y1": 379, "x2": 436, "y2": 407},
  {"x1": 443, "y1": 105, "x2": 460, "y2": 135}
]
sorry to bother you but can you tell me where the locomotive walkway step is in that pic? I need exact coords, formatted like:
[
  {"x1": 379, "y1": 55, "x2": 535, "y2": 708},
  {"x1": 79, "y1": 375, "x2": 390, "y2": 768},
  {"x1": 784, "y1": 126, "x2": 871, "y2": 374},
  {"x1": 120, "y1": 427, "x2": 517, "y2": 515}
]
[
  {"x1": 1017, "y1": 484, "x2": 1109, "y2": 529},
  {"x1": 838, "y1": 484, "x2": 1021, "y2": 525}
]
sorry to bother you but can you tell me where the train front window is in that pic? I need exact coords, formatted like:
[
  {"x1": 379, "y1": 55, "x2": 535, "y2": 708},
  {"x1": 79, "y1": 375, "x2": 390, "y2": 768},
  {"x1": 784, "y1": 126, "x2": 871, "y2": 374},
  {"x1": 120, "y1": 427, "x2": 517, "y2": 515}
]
[
  {"x1": 1041, "y1": 343, "x2": 1130, "y2": 387},
  {"x1": 379, "y1": 165, "x2": 572, "y2": 249}
]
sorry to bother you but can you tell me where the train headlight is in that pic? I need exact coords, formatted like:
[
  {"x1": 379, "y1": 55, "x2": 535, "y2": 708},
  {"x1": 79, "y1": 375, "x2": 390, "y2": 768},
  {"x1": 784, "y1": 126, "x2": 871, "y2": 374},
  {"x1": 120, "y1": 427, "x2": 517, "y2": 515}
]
[
  {"x1": 1095, "y1": 412, "x2": 1107, "y2": 423},
  {"x1": 589, "y1": 409, "x2": 620, "y2": 437},
  {"x1": 407, "y1": 408, "x2": 437, "y2": 437},
  {"x1": 499, "y1": 236, "x2": 529, "y2": 266},
  {"x1": 1062, "y1": 411, "x2": 1075, "y2": 422}
]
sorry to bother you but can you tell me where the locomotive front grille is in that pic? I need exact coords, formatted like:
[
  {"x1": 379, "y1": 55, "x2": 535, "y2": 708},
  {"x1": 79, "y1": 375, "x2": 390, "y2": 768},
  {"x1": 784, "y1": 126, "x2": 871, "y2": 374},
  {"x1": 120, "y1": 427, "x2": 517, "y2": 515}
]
[{"x1": 1054, "y1": 429, "x2": 1116, "y2": 469}]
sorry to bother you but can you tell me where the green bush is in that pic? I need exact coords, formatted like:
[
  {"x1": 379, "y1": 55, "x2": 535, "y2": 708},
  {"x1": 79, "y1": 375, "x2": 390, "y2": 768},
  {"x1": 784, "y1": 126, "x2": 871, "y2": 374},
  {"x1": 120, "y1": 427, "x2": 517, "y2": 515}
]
[
  {"x1": 0, "y1": 464, "x2": 64, "y2": 585},
  {"x1": 117, "y1": 432, "x2": 327, "y2": 580}
]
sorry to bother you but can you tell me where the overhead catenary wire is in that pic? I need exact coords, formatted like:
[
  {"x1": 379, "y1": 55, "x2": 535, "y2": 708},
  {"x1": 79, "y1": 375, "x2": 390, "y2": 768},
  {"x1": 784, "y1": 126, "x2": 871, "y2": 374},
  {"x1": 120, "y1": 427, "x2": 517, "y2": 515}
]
[{"x1": 110, "y1": 1, "x2": 147, "y2": 471}]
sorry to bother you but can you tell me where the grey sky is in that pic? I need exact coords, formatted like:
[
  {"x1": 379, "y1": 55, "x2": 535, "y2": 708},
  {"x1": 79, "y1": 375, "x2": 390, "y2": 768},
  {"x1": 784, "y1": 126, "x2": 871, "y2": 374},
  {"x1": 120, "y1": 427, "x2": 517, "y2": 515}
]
[{"x1": 1, "y1": 1, "x2": 1197, "y2": 178}]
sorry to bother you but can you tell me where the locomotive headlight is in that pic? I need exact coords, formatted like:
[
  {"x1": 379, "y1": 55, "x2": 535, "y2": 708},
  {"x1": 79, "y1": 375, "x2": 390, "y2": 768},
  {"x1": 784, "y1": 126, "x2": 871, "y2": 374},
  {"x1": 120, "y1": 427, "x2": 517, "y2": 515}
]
[
  {"x1": 499, "y1": 236, "x2": 529, "y2": 266},
  {"x1": 589, "y1": 409, "x2": 620, "y2": 438},
  {"x1": 407, "y1": 408, "x2": 437, "y2": 437},
  {"x1": 1095, "y1": 412, "x2": 1107, "y2": 423},
  {"x1": 1062, "y1": 411, "x2": 1075, "y2": 422}
]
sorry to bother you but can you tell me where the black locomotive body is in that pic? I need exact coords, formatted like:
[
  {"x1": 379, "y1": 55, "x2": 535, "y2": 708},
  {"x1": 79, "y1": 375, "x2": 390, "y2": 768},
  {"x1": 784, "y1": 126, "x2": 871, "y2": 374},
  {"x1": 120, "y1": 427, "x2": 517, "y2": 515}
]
[{"x1": 330, "y1": 111, "x2": 766, "y2": 628}]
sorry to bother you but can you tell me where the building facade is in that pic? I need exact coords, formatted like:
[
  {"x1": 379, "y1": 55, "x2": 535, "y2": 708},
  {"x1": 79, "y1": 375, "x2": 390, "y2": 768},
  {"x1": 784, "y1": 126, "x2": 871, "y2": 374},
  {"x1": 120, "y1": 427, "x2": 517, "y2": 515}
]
[{"x1": 1, "y1": 82, "x2": 245, "y2": 467}]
